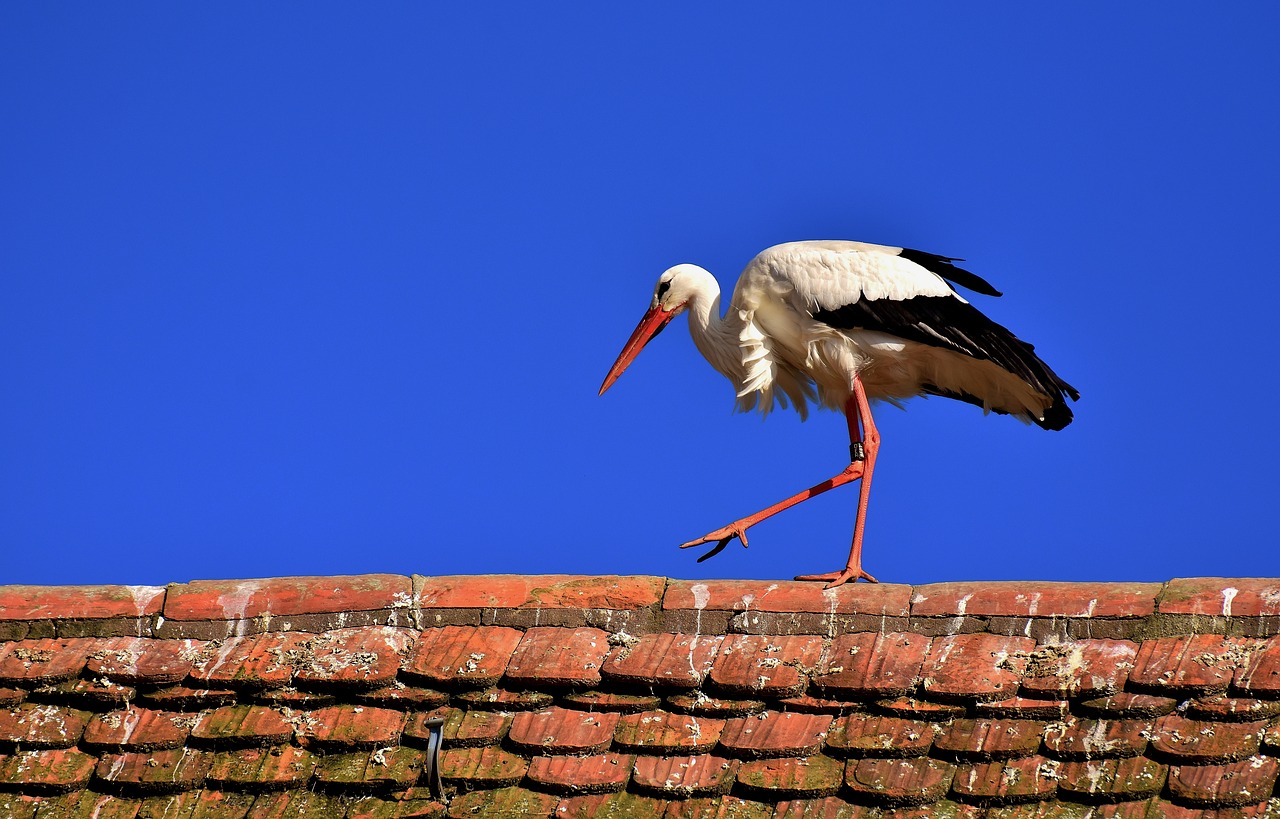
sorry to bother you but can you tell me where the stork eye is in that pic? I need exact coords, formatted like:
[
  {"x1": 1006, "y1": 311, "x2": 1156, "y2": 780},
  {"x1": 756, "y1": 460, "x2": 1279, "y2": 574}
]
[{"x1": 656, "y1": 281, "x2": 672, "y2": 300}]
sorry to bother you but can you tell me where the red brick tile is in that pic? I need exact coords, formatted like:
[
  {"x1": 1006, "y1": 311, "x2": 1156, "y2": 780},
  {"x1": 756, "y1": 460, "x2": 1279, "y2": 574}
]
[
  {"x1": 1263, "y1": 722, "x2": 1280, "y2": 753},
  {"x1": 562, "y1": 691, "x2": 662, "y2": 713},
  {"x1": 525, "y1": 752, "x2": 634, "y2": 794},
  {"x1": 776, "y1": 694, "x2": 862, "y2": 715},
  {"x1": 191, "y1": 705, "x2": 294, "y2": 748},
  {"x1": 401, "y1": 625, "x2": 523, "y2": 689},
  {"x1": 0, "y1": 748, "x2": 96, "y2": 794},
  {"x1": 163, "y1": 574, "x2": 411, "y2": 620},
  {"x1": 1149, "y1": 714, "x2": 1266, "y2": 763},
  {"x1": 83, "y1": 707, "x2": 193, "y2": 751},
  {"x1": 0, "y1": 584, "x2": 164, "y2": 620},
  {"x1": 951, "y1": 756, "x2": 1062, "y2": 806},
  {"x1": 0, "y1": 638, "x2": 99, "y2": 684},
  {"x1": 666, "y1": 693, "x2": 766, "y2": 717},
  {"x1": 349, "y1": 790, "x2": 446, "y2": 819},
  {"x1": 1128, "y1": 635, "x2": 1247, "y2": 695},
  {"x1": 405, "y1": 707, "x2": 509, "y2": 748},
  {"x1": 139, "y1": 684, "x2": 238, "y2": 711},
  {"x1": 1233, "y1": 636, "x2": 1280, "y2": 697},
  {"x1": 94, "y1": 748, "x2": 213, "y2": 795},
  {"x1": 603, "y1": 633, "x2": 723, "y2": 689},
  {"x1": 873, "y1": 696, "x2": 966, "y2": 720},
  {"x1": 911, "y1": 582, "x2": 1159, "y2": 618},
  {"x1": 0, "y1": 704, "x2": 89, "y2": 749},
  {"x1": 1042, "y1": 718, "x2": 1150, "y2": 760},
  {"x1": 292, "y1": 626, "x2": 414, "y2": 689},
  {"x1": 142, "y1": 791, "x2": 257, "y2": 818},
  {"x1": 437, "y1": 745, "x2": 528, "y2": 788},
  {"x1": 1168, "y1": 756, "x2": 1280, "y2": 807},
  {"x1": 355, "y1": 684, "x2": 449, "y2": 710},
  {"x1": 1056, "y1": 757, "x2": 1167, "y2": 801},
  {"x1": 242, "y1": 789, "x2": 350, "y2": 818},
  {"x1": 973, "y1": 697, "x2": 1068, "y2": 721},
  {"x1": 613, "y1": 710, "x2": 725, "y2": 754},
  {"x1": 293, "y1": 705, "x2": 407, "y2": 750},
  {"x1": 825, "y1": 713, "x2": 938, "y2": 758},
  {"x1": 188, "y1": 632, "x2": 312, "y2": 690},
  {"x1": 206, "y1": 744, "x2": 318, "y2": 791},
  {"x1": 41, "y1": 677, "x2": 136, "y2": 708},
  {"x1": 717, "y1": 711, "x2": 832, "y2": 759},
  {"x1": 444, "y1": 785, "x2": 558, "y2": 817},
  {"x1": 771, "y1": 796, "x2": 893, "y2": 818},
  {"x1": 736, "y1": 755, "x2": 843, "y2": 799},
  {"x1": 920, "y1": 634, "x2": 1036, "y2": 701},
  {"x1": 664, "y1": 579, "x2": 911, "y2": 616},
  {"x1": 1076, "y1": 692, "x2": 1178, "y2": 719},
  {"x1": 254, "y1": 687, "x2": 336, "y2": 709},
  {"x1": 662, "y1": 795, "x2": 775, "y2": 819},
  {"x1": 1017, "y1": 640, "x2": 1138, "y2": 698},
  {"x1": 313, "y1": 747, "x2": 425, "y2": 791},
  {"x1": 41, "y1": 790, "x2": 142, "y2": 819},
  {"x1": 556, "y1": 791, "x2": 670, "y2": 819},
  {"x1": 0, "y1": 690, "x2": 22, "y2": 708},
  {"x1": 0, "y1": 794, "x2": 39, "y2": 819},
  {"x1": 505, "y1": 627, "x2": 609, "y2": 688},
  {"x1": 811, "y1": 632, "x2": 928, "y2": 698},
  {"x1": 708, "y1": 635, "x2": 824, "y2": 697},
  {"x1": 844, "y1": 757, "x2": 956, "y2": 806},
  {"x1": 456, "y1": 687, "x2": 553, "y2": 711},
  {"x1": 1159, "y1": 578, "x2": 1280, "y2": 617},
  {"x1": 1185, "y1": 695, "x2": 1280, "y2": 722},
  {"x1": 934, "y1": 719, "x2": 1045, "y2": 761},
  {"x1": 507, "y1": 707, "x2": 618, "y2": 754},
  {"x1": 631, "y1": 754, "x2": 738, "y2": 797},
  {"x1": 416, "y1": 574, "x2": 663, "y2": 609}
]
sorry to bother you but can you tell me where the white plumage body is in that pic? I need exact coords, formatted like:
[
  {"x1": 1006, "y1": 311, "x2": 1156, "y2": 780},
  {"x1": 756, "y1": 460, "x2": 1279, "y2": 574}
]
[{"x1": 683, "y1": 240, "x2": 1069, "y2": 427}]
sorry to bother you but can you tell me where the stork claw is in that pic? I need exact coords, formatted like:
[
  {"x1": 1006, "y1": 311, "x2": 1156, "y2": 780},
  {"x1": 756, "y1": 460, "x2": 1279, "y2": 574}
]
[
  {"x1": 794, "y1": 568, "x2": 879, "y2": 587},
  {"x1": 680, "y1": 523, "x2": 751, "y2": 562}
]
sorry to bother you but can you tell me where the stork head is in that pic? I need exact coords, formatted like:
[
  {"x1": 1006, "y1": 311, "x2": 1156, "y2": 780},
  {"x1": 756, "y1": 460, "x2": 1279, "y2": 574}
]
[{"x1": 599, "y1": 264, "x2": 706, "y2": 396}]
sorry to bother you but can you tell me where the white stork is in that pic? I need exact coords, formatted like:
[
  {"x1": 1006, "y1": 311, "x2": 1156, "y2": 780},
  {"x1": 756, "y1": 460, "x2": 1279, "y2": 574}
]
[{"x1": 599, "y1": 240, "x2": 1079, "y2": 587}]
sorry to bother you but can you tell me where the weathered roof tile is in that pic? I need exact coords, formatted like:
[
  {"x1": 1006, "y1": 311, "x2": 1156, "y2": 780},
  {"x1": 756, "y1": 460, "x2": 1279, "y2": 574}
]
[
  {"x1": 506, "y1": 706, "x2": 618, "y2": 754},
  {"x1": 613, "y1": 710, "x2": 724, "y2": 754},
  {"x1": 602, "y1": 633, "x2": 723, "y2": 689},
  {"x1": 400, "y1": 625, "x2": 522, "y2": 689},
  {"x1": 82, "y1": 708, "x2": 192, "y2": 752},
  {"x1": 811, "y1": 632, "x2": 927, "y2": 698},
  {"x1": 504, "y1": 627, "x2": 608, "y2": 688},
  {"x1": 736, "y1": 755, "x2": 844, "y2": 799},
  {"x1": 0, "y1": 573, "x2": 1275, "y2": 815},
  {"x1": 919, "y1": 634, "x2": 1035, "y2": 701},
  {"x1": 1167, "y1": 756, "x2": 1280, "y2": 807},
  {"x1": 717, "y1": 711, "x2": 832, "y2": 759},
  {"x1": 631, "y1": 754, "x2": 738, "y2": 798},
  {"x1": 709, "y1": 635, "x2": 823, "y2": 697},
  {"x1": 524, "y1": 752, "x2": 633, "y2": 794},
  {"x1": 844, "y1": 757, "x2": 956, "y2": 806},
  {"x1": 204, "y1": 744, "x2": 317, "y2": 792}
]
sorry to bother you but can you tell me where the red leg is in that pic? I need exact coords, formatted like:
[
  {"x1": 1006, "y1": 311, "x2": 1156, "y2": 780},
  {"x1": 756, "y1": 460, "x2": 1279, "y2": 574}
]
[
  {"x1": 680, "y1": 376, "x2": 880, "y2": 586},
  {"x1": 795, "y1": 377, "x2": 880, "y2": 586}
]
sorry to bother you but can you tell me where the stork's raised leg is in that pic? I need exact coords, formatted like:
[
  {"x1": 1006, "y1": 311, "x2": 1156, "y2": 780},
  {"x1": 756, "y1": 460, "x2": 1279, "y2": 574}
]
[{"x1": 680, "y1": 377, "x2": 880, "y2": 587}]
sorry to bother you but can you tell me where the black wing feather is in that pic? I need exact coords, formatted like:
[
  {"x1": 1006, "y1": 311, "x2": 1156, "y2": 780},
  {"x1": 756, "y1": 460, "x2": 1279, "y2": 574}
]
[
  {"x1": 897, "y1": 248, "x2": 1003, "y2": 297},
  {"x1": 813, "y1": 295, "x2": 1079, "y2": 430}
]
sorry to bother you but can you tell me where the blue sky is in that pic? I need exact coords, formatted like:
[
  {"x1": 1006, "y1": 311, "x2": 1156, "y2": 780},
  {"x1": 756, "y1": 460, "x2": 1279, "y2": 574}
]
[{"x1": 4, "y1": 5, "x2": 1278, "y2": 587}]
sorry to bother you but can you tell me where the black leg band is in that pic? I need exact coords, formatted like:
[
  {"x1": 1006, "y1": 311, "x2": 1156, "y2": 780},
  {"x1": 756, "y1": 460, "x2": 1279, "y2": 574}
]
[{"x1": 849, "y1": 441, "x2": 865, "y2": 462}]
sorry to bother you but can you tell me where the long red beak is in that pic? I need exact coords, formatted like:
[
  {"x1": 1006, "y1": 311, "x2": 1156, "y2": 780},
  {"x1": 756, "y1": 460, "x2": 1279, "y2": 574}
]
[{"x1": 599, "y1": 303, "x2": 676, "y2": 395}]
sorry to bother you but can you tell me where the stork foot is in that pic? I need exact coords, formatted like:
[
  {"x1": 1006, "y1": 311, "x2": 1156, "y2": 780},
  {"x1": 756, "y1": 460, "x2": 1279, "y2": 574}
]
[
  {"x1": 794, "y1": 567, "x2": 879, "y2": 587},
  {"x1": 680, "y1": 523, "x2": 751, "y2": 563}
]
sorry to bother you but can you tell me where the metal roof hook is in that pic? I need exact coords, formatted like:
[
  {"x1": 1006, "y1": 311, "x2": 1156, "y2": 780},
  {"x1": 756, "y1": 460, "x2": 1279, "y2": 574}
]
[{"x1": 421, "y1": 716, "x2": 445, "y2": 798}]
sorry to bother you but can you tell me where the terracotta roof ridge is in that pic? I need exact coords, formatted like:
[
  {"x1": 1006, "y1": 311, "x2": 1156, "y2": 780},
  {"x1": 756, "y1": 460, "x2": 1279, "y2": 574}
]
[{"x1": 2, "y1": 575, "x2": 1279, "y2": 641}]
